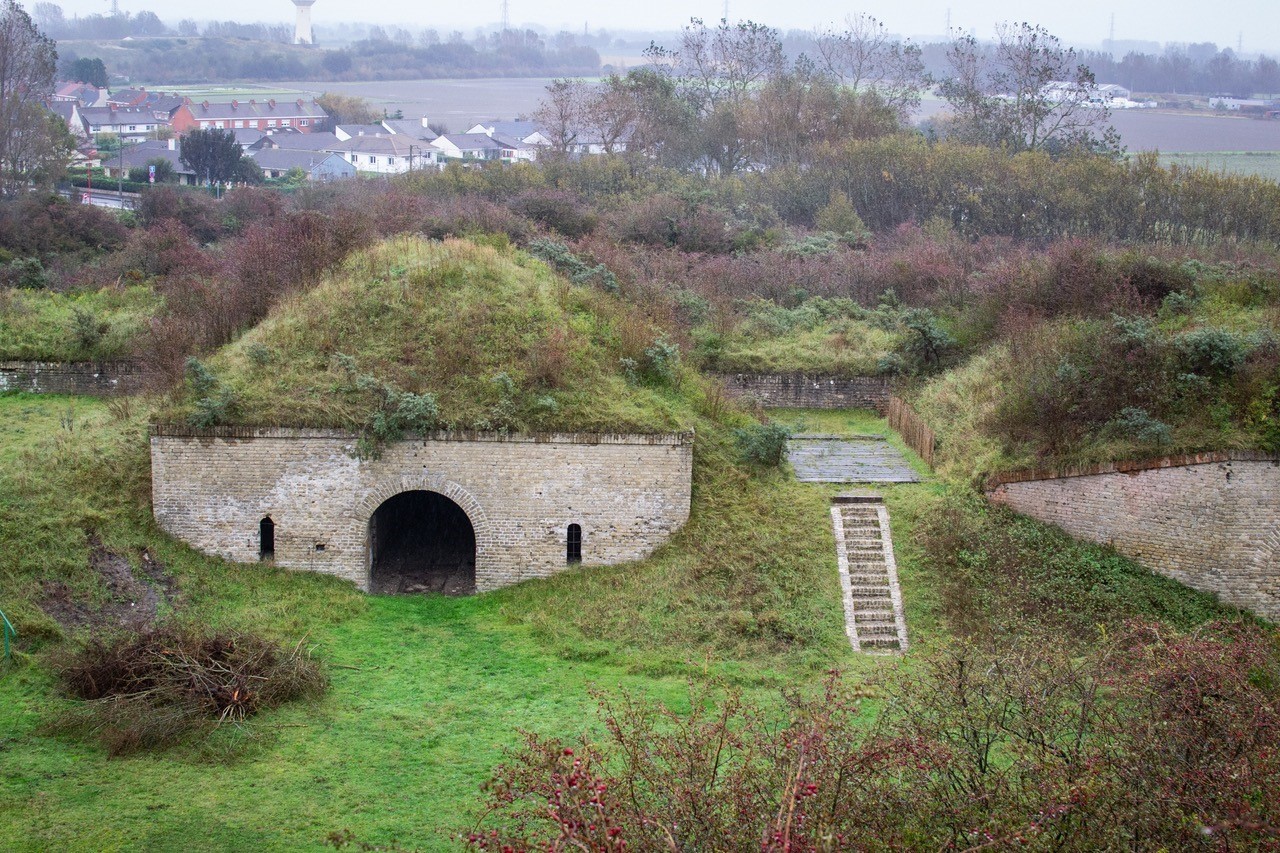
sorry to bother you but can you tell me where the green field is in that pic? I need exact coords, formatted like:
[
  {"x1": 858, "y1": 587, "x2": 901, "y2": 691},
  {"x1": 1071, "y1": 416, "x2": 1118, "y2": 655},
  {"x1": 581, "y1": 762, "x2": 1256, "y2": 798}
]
[{"x1": 1157, "y1": 150, "x2": 1280, "y2": 180}]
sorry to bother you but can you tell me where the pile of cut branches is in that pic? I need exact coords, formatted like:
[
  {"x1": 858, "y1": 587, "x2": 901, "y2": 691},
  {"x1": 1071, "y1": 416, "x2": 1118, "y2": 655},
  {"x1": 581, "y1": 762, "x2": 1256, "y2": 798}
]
[{"x1": 48, "y1": 625, "x2": 326, "y2": 754}]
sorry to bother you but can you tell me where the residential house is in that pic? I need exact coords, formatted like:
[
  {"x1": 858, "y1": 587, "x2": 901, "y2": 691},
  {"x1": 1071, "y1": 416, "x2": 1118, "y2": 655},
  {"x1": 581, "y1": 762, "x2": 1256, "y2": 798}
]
[
  {"x1": 381, "y1": 117, "x2": 438, "y2": 142},
  {"x1": 260, "y1": 131, "x2": 341, "y2": 152},
  {"x1": 78, "y1": 106, "x2": 165, "y2": 142},
  {"x1": 52, "y1": 81, "x2": 108, "y2": 107},
  {"x1": 246, "y1": 148, "x2": 356, "y2": 181},
  {"x1": 332, "y1": 134, "x2": 437, "y2": 173},
  {"x1": 465, "y1": 120, "x2": 551, "y2": 147},
  {"x1": 100, "y1": 139, "x2": 198, "y2": 185},
  {"x1": 431, "y1": 132, "x2": 521, "y2": 163},
  {"x1": 47, "y1": 101, "x2": 86, "y2": 139},
  {"x1": 171, "y1": 98, "x2": 329, "y2": 134},
  {"x1": 334, "y1": 124, "x2": 390, "y2": 141}
]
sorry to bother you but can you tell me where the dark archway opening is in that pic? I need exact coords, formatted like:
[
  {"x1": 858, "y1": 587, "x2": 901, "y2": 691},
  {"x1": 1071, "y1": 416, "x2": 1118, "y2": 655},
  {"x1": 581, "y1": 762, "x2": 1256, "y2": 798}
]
[{"x1": 369, "y1": 490, "x2": 476, "y2": 595}]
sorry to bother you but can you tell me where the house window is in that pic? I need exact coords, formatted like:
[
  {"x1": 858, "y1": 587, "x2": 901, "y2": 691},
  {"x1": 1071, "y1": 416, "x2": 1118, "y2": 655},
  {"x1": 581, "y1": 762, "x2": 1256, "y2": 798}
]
[
  {"x1": 567, "y1": 524, "x2": 582, "y2": 565},
  {"x1": 267, "y1": 119, "x2": 276, "y2": 127},
  {"x1": 386, "y1": 157, "x2": 393, "y2": 165},
  {"x1": 300, "y1": 119, "x2": 309, "y2": 126},
  {"x1": 234, "y1": 121, "x2": 243, "y2": 128},
  {"x1": 215, "y1": 122, "x2": 224, "y2": 129},
  {"x1": 368, "y1": 155, "x2": 376, "y2": 164},
  {"x1": 259, "y1": 517, "x2": 275, "y2": 560},
  {"x1": 201, "y1": 121, "x2": 210, "y2": 128}
]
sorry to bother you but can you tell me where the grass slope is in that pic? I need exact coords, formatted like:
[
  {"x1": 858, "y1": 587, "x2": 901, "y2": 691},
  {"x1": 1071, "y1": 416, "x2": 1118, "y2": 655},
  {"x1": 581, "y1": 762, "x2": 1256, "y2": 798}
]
[{"x1": 167, "y1": 237, "x2": 691, "y2": 435}]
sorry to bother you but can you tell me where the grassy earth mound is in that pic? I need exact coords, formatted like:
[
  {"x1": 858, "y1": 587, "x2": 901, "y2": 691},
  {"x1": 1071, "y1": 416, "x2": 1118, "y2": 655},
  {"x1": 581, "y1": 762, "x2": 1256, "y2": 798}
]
[{"x1": 163, "y1": 237, "x2": 694, "y2": 436}]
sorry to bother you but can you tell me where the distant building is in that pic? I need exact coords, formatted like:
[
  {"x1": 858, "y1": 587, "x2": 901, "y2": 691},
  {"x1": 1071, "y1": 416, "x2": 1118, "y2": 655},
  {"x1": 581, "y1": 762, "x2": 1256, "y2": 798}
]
[
  {"x1": 247, "y1": 148, "x2": 356, "y2": 181},
  {"x1": 381, "y1": 117, "x2": 439, "y2": 142},
  {"x1": 51, "y1": 81, "x2": 108, "y2": 108},
  {"x1": 101, "y1": 139, "x2": 197, "y2": 184},
  {"x1": 78, "y1": 106, "x2": 165, "y2": 142},
  {"x1": 171, "y1": 98, "x2": 329, "y2": 135}
]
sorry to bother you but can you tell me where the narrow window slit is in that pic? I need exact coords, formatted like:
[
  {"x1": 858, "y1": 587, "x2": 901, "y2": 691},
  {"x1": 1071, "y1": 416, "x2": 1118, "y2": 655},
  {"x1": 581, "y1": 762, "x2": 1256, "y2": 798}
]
[
  {"x1": 567, "y1": 524, "x2": 582, "y2": 565},
  {"x1": 259, "y1": 516, "x2": 275, "y2": 561}
]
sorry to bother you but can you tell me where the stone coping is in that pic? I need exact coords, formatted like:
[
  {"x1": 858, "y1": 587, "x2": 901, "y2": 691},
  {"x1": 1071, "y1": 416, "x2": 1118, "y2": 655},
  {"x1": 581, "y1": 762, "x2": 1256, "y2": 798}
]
[
  {"x1": 985, "y1": 449, "x2": 1280, "y2": 490},
  {"x1": 149, "y1": 424, "x2": 695, "y2": 446}
]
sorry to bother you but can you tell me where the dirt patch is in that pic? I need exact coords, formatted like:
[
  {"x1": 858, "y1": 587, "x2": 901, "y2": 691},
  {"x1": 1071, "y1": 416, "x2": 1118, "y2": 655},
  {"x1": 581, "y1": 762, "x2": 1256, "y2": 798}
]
[{"x1": 40, "y1": 538, "x2": 179, "y2": 631}]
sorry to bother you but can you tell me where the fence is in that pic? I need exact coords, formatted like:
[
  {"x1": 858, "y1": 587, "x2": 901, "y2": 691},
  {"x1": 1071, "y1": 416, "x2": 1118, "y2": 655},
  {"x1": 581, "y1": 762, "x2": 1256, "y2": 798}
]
[{"x1": 887, "y1": 396, "x2": 936, "y2": 469}]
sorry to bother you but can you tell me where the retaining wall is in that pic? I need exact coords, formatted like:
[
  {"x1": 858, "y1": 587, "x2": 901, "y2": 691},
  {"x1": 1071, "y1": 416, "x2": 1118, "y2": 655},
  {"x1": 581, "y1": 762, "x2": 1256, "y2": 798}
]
[
  {"x1": 717, "y1": 374, "x2": 893, "y2": 411},
  {"x1": 986, "y1": 451, "x2": 1280, "y2": 620},
  {"x1": 0, "y1": 360, "x2": 148, "y2": 395},
  {"x1": 150, "y1": 426, "x2": 694, "y2": 593}
]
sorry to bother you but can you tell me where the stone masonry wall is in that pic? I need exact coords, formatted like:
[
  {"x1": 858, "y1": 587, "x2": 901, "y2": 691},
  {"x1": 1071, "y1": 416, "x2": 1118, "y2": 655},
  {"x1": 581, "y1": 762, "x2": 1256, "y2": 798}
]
[
  {"x1": 0, "y1": 360, "x2": 149, "y2": 395},
  {"x1": 717, "y1": 374, "x2": 893, "y2": 411},
  {"x1": 151, "y1": 427, "x2": 693, "y2": 592},
  {"x1": 986, "y1": 452, "x2": 1280, "y2": 620}
]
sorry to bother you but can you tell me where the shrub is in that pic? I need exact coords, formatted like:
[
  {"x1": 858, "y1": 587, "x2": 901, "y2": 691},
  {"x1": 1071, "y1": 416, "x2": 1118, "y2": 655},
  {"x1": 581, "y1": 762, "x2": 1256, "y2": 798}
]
[
  {"x1": 1103, "y1": 406, "x2": 1172, "y2": 446},
  {"x1": 510, "y1": 189, "x2": 596, "y2": 238},
  {"x1": 733, "y1": 422, "x2": 790, "y2": 466},
  {"x1": 642, "y1": 336, "x2": 681, "y2": 386},
  {"x1": 2, "y1": 256, "x2": 48, "y2": 289},
  {"x1": 69, "y1": 307, "x2": 108, "y2": 355},
  {"x1": 49, "y1": 625, "x2": 326, "y2": 756},
  {"x1": 1175, "y1": 327, "x2": 1250, "y2": 380},
  {"x1": 469, "y1": 625, "x2": 1280, "y2": 851},
  {"x1": 184, "y1": 357, "x2": 235, "y2": 428},
  {"x1": 814, "y1": 189, "x2": 867, "y2": 237}
]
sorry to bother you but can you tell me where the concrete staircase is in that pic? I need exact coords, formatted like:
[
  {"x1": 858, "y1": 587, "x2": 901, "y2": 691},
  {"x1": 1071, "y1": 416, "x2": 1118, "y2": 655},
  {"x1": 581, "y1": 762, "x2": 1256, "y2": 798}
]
[{"x1": 830, "y1": 495, "x2": 909, "y2": 653}]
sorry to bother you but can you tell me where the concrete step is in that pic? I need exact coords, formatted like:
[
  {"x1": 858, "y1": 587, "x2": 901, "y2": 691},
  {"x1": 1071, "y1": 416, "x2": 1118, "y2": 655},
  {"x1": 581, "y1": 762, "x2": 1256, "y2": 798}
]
[
  {"x1": 854, "y1": 610, "x2": 896, "y2": 623},
  {"x1": 831, "y1": 498, "x2": 909, "y2": 655}
]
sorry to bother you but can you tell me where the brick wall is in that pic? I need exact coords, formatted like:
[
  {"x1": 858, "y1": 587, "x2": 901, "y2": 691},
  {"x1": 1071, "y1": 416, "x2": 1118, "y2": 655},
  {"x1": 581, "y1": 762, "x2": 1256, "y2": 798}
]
[
  {"x1": 150, "y1": 427, "x2": 694, "y2": 593},
  {"x1": 986, "y1": 451, "x2": 1280, "y2": 620},
  {"x1": 0, "y1": 361, "x2": 148, "y2": 395},
  {"x1": 717, "y1": 374, "x2": 893, "y2": 411}
]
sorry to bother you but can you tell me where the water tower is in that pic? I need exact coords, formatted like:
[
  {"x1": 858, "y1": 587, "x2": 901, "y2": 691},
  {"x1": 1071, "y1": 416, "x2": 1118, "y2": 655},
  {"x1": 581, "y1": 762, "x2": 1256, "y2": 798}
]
[{"x1": 293, "y1": 0, "x2": 316, "y2": 45}]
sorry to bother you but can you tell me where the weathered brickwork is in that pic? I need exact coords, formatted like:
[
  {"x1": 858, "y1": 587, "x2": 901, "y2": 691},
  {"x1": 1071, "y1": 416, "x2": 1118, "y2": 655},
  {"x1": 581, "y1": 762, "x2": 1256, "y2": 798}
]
[
  {"x1": 717, "y1": 374, "x2": 893, "y2": 411},
  {"x1": 150, "y1": 427, "x2": 693, "y2": 592},
  {"x1": 986, "y1": 452, "x2": 1280, "y2": 620},
  {"x1": 0, "y1": 360, "x2": 149, "y2": 395}
]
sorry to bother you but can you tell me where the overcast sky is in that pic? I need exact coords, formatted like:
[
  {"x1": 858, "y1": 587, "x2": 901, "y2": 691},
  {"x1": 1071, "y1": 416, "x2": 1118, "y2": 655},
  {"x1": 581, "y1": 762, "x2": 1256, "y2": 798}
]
[{"x1": 46, "y1": 0, "x2": 1280, "y2": 53}]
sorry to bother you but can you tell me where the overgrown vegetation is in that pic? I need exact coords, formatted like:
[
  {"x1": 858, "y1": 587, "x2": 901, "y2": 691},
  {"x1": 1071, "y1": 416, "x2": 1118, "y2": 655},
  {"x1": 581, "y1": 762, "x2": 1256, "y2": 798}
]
[
  {"x1": 48, "y1": 625, "x2": 326, "y2": 755},
  {"x1": 474, "y1": 624, "x2": 1280, "y2": 851}
]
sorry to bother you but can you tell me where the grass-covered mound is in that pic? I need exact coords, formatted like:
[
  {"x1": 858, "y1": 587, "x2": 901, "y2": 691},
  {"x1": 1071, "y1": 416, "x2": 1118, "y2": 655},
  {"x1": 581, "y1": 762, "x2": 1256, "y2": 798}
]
[{"x1": 164, "y1": 237, "x2": 696, "y2": 436}]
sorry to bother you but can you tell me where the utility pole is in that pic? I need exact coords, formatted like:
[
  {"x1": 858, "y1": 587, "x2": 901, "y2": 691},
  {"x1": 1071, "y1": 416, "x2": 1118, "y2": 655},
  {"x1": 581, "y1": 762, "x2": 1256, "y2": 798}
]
[
  {"x1": 501, "y1": 0, "x2": 509, "y2": 32},
  {"x1": 1108, "y1": 13, "x2": 1115, "y2": 52},
  {"x1": 945, "y1": 8, "x2": 951, "y2": 34}
]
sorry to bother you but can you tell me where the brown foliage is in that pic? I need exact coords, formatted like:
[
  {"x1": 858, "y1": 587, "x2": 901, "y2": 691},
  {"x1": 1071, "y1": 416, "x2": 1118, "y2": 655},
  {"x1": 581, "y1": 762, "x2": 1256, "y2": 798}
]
[
  {"x1": 472, "y1": 625, "x2": 1280, "y2": 851},
  {"x1": 48, "y1": 625, "x2": 326, "y2": 755}
]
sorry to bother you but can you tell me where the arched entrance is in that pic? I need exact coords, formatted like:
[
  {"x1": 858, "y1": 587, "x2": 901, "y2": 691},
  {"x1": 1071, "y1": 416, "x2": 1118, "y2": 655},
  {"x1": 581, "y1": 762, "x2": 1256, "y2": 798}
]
[{"x1": 368, "y1": 490, "x2": 477, "y2": 595}]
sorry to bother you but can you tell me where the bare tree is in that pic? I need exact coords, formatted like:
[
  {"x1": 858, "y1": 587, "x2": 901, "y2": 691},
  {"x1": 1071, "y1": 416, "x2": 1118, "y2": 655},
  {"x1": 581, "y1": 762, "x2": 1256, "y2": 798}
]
[
  {"x1": 0, "y1": 0, "x2": 60, "y2": 195},
  {"x1": 532, "y1": 78, "x2": 584, "y2": 157},
  {"x1": 814, "y1": 14, "x2": 930, "y2": 122},
  {"x1": 938, "y1": 23, "x2": 1120, "y2": 155}
]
